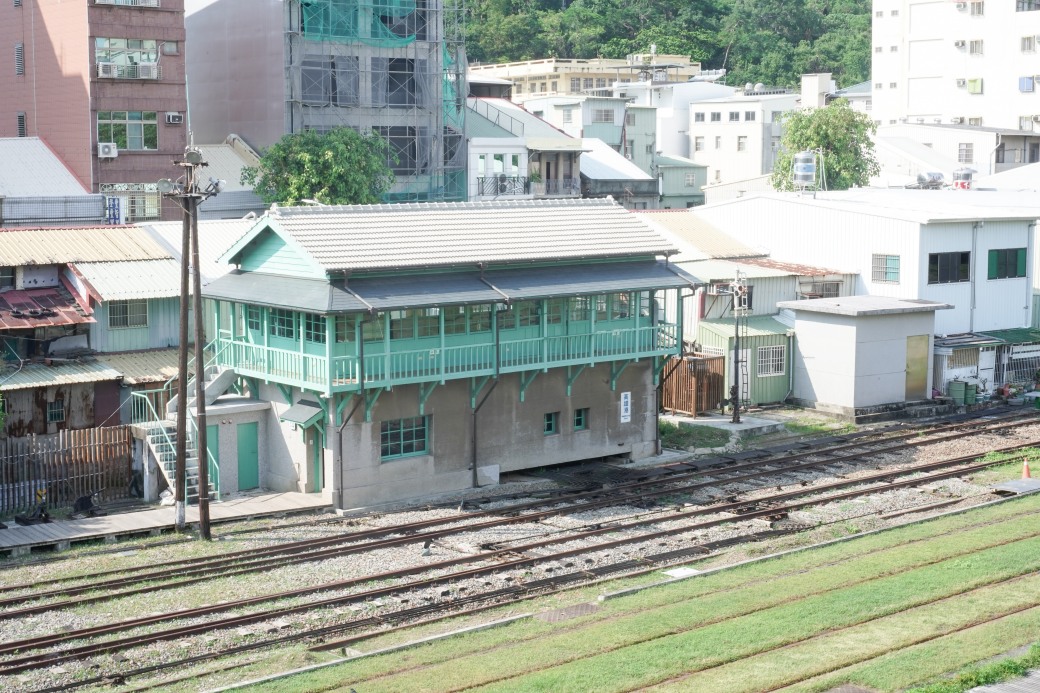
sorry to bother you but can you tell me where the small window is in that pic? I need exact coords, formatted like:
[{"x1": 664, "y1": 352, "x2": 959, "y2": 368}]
[
  {"x1": 890, "y1": 8, "x2": 898, "y2": 15},
  {"x1": 875, "y1": 9, "x2": 883, "y2": 16},
  {"x1": 928, "y1": 252, "x2": 971, "y2": 284},
  {"x1": 625, "y1": 111, "x2": 636, "y2": 126},
  {"x1": 1022, "y1": 36, "x2": 1036, "y2": 52},
  {"x1": 469, "y1": 304, "x2": 491, "y2": 333},
  {"x1": 875, "y1": 82, "x2": 883, "y2": 89},
  {"x1": 595, "y1": 78, "x2": 606, "y2": 88},
  {"x1": 550, "y1": 80, "x2": 557, "y2": 92},
  {"x1": 970, "y1": 1, "x2": 984, "y2": 14},
  {"x1": 545, "y1": 299, "x2": 564, "y2": 324},
  {"x1": 561, "y1": 108, "x2": 572, "y2": 124},
  {"x1": 592, "y1": 109, "x2": 614, "y2": 124},
  {"x1": 875, "y1": 46, "x2": 882, "y2": 53},
  {"x1": 582, "y1": 78, "x2": 593, "y2": 89},
  {"x1": 247, "y1": 306, "x2": 262, "y2": 331},
  {"x1": 966, "y1": 78, "x2": 983, "y2": 94},
  {"x1": 684, "y1": 172, "x2": 698, "y2": 187},
  {"x1": 47, "y1": 399, "x2": 65, "y2": 424},
  {"x1": 694, "y1": 136, "x2": 704, "y2": 152},
  {"x1": 15, "y1": 42, "x2": 24, "y2": 76},
  {"x1": 729, "y1": 111, "x2": 740, "y2": 121},
  {"x1": 389, "y1": 309, "x2": 414, "y2": 339},
  {"x1": 1021, "y1": 115, "x2": 1034, "y2": 130},
  {"x1": 737, "y1": 136, "x2": 747, "y2": 152},
  {"x1": 269, "y1": 309, "x2": 296, "y2": 339},
  {"x1": 14, "y1": 0, "x2": 22, "y2": 7},
  {"x1": 969, "y1": 39, "x2": 983, "y2": 55},
  {"x1": 958, "y1": 142, "x2": 974, "y2": 163},
  {"x1": 109, "y1": 299, "x2": 148, "y2": 329},
  {"x1": 710, "y1": 111, "x2": 721, "y2": 122},
  {"x1": 757, "y1": 345, "x2": 785, "y2": 377},
  {"x1": 968, "y1": 117, "x2": 982, "y2": 126},
  {"x1": 872, "y1": 254, "x2": 900, "y2": 283},
  {"x1": 610, "y1": 292, "x2": 631, "y2": 319},
  {"x1": 15, "y1": 112, "x2": 25, "y2": 138},
  {"x1": 744, "y1": 111, "x2": 755, "y2": 121},
  {"x1": 988, "y1": 248, "x2": 1027, "y2": 279},
  {"x1": 335, "y1": 315, "x2": 356, "y2": 342},
  {"x1": 303, "y1": 313, "x2": 326, "y2": 342},
  {"x1": 770, "y1": 135, "x2": 780, "y2": 151},
  {"x1": 890, "y1": 45, "x2": 898, "y2": 52},
  {"x1": 1018, "y1": 0, "x2": 1039, "y2": 11},
  {"x1": 380, "y1": 416, "x2": 428, "y2": 460},
  {"x1": 569, "y1": 296, "x2": 590, "y2": 321},
  {"x1": 889, "y1": 82, "x2": 897, "y2": 88},
  {"x1": 539, "y1": 82, "x2": 546, "y2": 92},
  {"x1": 363, "y1": 315, "x2": 385, "y2": 342},
  {"x1": 573, "y1": 408, "x2": 588, "y2": 431},
  {"x1": 162, "y1": 41, "x2": 179, "y2": 55},
  {"x1": 714, "y1": 136, "x2": 721, "y2": 149},
  {"x1": 1020, "y1": 76, "x2": 1035, "y2": 93},
  {"x1": 0, "y1": 267, "x2": 13, "y2": 288},
  {"x1": 416, "y1": 308, "x2": 439, "y2": 337},
  {"x1": 570, "y1": 78, "x2": 580, "y2": 91},
  {"x1": 543, "y1": 411, "x2": 559, "y2": 435},
  {"x1": 694, "y1": 112, "x2": 705, "y2": 122}
]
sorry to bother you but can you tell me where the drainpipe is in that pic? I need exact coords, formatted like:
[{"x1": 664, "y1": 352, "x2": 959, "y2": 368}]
[
  {"x1": 970, "y1": 221, "x2": 981, "y2": 332},
  {"x1": 331, "y1": 307, "x2": 373, "y2": 511},
  {"x1": 1026, "y1": 223, "x2": 1036, "y2": 329},
  {"x1": 471, "y1": 306, "x2": 510, "y2": 488},
  {"x1": 784, "y1": 330, "x2": 795, "y2": 402}
]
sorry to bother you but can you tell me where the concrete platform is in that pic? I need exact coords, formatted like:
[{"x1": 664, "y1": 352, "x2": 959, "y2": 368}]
[
  {"x1": 0, "y1": 491, "x2": 332, "y2": 557},
  {"x1": 661, "y1": 411, "x2": 788, "y2": 439}
]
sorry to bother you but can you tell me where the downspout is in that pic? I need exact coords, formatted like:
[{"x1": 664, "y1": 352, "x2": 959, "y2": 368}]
[
  {"x1": 333, "y1": 395, "x2": 364, "y2": 511},
  {"x1": 1027, "y1": 223, "x2": 1036, "y2": 328},
  {"x1": 656, "y1": 288, "x2": 691, "y2": 454},
  {"x1": 970, "y1": 221, "x2": 981, "y2": 332},
  {"x1": 471, "y1": 306, "x2": 509, "y2": 488},
  {"x1": 785, "y1": 330, "x2": 795, "y2": 402}
]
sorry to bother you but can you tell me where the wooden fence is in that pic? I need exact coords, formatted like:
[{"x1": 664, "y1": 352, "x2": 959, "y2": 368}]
[
  {"x1": 0, "y1": 426, "x2": 133, "y2": 518},
  {"x1": 661, "y1": 354, "x2": 726, "y2": 416}
]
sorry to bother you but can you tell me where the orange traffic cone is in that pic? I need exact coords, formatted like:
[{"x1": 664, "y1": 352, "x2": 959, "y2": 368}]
[{"x1": 1024, "y1": 459, "x2": 1032, "y2": 480}]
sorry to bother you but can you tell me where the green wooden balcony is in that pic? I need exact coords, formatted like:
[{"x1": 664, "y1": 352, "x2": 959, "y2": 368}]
[{"x1": 215, "y1": 323, "x2": 679, "y2": 395}]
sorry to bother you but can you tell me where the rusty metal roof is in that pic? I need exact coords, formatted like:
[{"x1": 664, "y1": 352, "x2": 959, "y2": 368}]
[
  {"x1": 0, "y1": 226, "x2": 171, "y2": 266},
  {"x1": 0, "y1": 287, "x2": 93, "y2": 330},
  {"x1": 739, "y1": 257, "x2": 849, "y2": 276}
]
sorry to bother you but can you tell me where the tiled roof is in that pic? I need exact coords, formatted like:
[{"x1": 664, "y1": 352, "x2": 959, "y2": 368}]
[
  {"x1": 0, "y1": 226, "x2": 171, "y2": 265},
  {"x1": 258, "y1": 198, "x2": 677, "y2": 272},
  {"x1": 73, "y1": 259, "x2": 183, "y2": 300},
  {"x1": 0, "y1": 359, "x2": 122, "y2": 391}
]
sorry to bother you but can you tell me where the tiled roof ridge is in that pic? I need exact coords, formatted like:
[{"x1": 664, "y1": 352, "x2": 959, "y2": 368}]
[{"x1": 271, "y1": 197, "x2": 619, "y2": 217}]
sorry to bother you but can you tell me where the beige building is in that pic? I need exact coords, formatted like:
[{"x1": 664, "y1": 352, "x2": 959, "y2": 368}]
[{"x1": 469, "y1": 54, "x2": 709, "y2": 103}]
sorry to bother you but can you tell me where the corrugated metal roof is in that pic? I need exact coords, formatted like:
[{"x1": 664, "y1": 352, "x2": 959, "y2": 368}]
[
  {"x1": 699, "y1": 315, "x2": 791, "y2": 339},
  {"x1": 978, "y1": 327, "x2": 1040, "y2": 345},
  {"x1": 0, "y1": 226, "x2": 171, "y2": 265},
  {"x1": 0, "y1": 138, "x2": 88, "y2": 196},
  {"x1": 248, "y1": 198, "x2": 676, "y2": 273},
  {"x1": 195, "y1": 144, "x2": 256, "y2": 192},
  {"x1": 0, "y1": 359, "x2": 123, "y2": 391},
  {"x1": 740, "y1": 257, "x2": 848, "y2": 276},
  {"x1": 141, "y1": 219, "x2": 253, "y2": 283},
  {"x1": 674, "y1": 258, "x2": 793, "y2": 282},
  {"x1": 580, "y1": 139, "x2": 654, "y2": 181},
  {"x1": 73, "y1": 259, "x2": 182, "y2": 300},
  {"x1": 636, "y1": 212, "x2": 762, "y2": 260},
  {"x1": 0, "y1": 286, "x2": 93, "y2": 329},
  {"x1": 94, "y1": 348, "x2": 192, "y2": 385}
]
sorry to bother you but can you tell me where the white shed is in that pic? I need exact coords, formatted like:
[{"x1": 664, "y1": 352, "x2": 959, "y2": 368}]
[{"x1": 778, "y1": 296, "x2": 952, "y2": 419}]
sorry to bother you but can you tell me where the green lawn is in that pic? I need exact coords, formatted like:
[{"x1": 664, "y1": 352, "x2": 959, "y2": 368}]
[{"x1": 236, "y1": 494, "x2": 1040, "y2": 693}]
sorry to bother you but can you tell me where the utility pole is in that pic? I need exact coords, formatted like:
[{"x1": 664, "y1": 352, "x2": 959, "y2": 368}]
[
  {"x1": 731, "y1": 271, "x2": 746, "y2": 425},
  {"x1": 159, "y1": 143, "x2": 224, "y2": 539}
]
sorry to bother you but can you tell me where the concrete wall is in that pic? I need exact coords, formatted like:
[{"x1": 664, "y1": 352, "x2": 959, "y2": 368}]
[
  {"x1": 204, "y1": 397, "x2": 271, "y2": 496},
  {"x1": 258, "y1": 382, "x2": 309, "y2": 493},
  {"x1": 334, "y1": 362, "x2": 657, "y2": 508},
  {"x1": 789, "y1": 310, "x2": 937, "y2": 411}
]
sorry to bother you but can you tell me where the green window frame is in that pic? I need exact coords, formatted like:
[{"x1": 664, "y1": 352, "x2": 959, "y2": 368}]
[
  {"x1": 443, "y1": 306, "x2": 467, "y2": 335},
  {"x1": 573, "y1": 408, "x2": 588, "y2": 430},
  {"x1": 380, "y1": 416, "x2": 428, "y2": 460},
  {"x1": 108, "y1": 299, "x2": 147, "y2": 329},
  {"x1": 362, "y1": 315, "x2": 384, "y2": 342},
  {"x1": 389, "y1": 310, "x2": 414, "y2": 339},
  {"x1": 303, "y1": 313, "x2": 326, "y2": 342},
  {"x1": 545, "y1": 299, "x2": 565, "y2": 324},
  {"x1": 96, "y1": 110, "x2": 158, "y2": 150},
  {"x1": 927, "y1": 251, "x2": 971, "y2": 284},
  {"x1": 595, "y1": 295, "x2": 609, "y2": 321},
  {"x1": 416, "y1": 308, "x2": 439, "y2": 337},
  {"x1": 987, "y1": 248, "x2": 1027, "y2": 279},
  {"x1": 468, "y1": 304, "x2": 491, "y2": 333},
  {"x1": 335, "y1": 315, "x2": 356, "y2": 342},
  {"x1": 610, "y1": 293, "x2": 631, "y2": 320},
  {"x1": 47, "y1": 399, "x2": 65, "y2": 423},
  {"x1": 871, "y1": 254, "x2": 900, "y2": 283},
  {"x1": 269, "y1": 309, "x2": 296, "y2": 339},
  {"x1": 544, "y1": 411, "x2": 559, "y2": 435},
  {"x1": 569, "y1": 297, "x2": 590, "y2": 321},
  {"x1": 247, "y1": 306, "x2": 262, "y2": 331}
]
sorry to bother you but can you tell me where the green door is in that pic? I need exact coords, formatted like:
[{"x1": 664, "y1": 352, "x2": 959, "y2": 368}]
[
  {"x1": 206, "y1": 425, "x2": 219, "y2": 496},
  {"x1": 237, "y1": 422, "x2": 259, "y2": 490}
]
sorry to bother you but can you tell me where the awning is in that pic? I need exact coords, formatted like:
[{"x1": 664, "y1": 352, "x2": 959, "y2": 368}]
[
  {"x1": 279, "y1": 399, "x2": 325, "y2": 428},
  {"x1": 486, "y1": 261, "x2": 695, "y2": 300},
  {"x1": 526, "y1": 137, "x2": 585, "y2": 152},
  {"x1": 348, "y1": 273, "x2": 503, "y2": 310},
  {"x1": 204, "y1": 271, "x2": 369, "y2": 313}
]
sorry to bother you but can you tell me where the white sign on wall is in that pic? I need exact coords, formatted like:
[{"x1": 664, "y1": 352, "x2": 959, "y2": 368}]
[{"x1": 620, "y1": 391, "x2": 631, "y2": 423}]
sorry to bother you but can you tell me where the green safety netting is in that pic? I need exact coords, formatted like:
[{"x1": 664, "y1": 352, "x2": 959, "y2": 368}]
[{"x1": 302, "y1": 0, "x2": 420, "y2": 47}]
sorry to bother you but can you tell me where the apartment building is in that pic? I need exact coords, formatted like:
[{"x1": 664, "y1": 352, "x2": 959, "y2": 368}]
[
  {"x1": 185, "y1": 0, "x2": 467, "y2": 202},
  {"x1": 0, "y1": 0, "x2": 188, "y2": 221}
]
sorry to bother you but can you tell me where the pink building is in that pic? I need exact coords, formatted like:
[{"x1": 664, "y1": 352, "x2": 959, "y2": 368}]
[{"x1": 1, "y1": 0, "x2": 188, "y2": 221}]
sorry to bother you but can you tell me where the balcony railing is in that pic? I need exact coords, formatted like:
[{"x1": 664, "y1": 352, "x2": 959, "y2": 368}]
[
  {"x1": 476, "y1": 175, "x2": 529, "y2": 197},
  {"x1": 95, "y1": 0, "x2": 161, "y2": 6},
  {"x1": 96, "y1": 62, "x2": 161, "y2": 79},
  {"x1": 215, "y1": 323, "x2": 679, "y2": 395},
  {"x1": 531, "y1": 177, "x2": 581, "y2": 197}
]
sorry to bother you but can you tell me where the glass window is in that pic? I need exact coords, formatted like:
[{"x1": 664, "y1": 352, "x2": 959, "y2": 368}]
[
  {"x1": 47, "y1": 399, "x2": 65, "y2": 423},
  {"x1": 958, "y1": 143, "x2": 974, "y2": 163},
  {"x1": 416, "y1": 308, "x2": 439, "y2": 337},
  {"x1": 362, "y1": 315, "x2": 384, "y2": 342},
  {"x1": 966, "y1": 78, "x2": 983, "y2": 94},
  {"x1": 871, "y1": 254, "x2": 900, "y2": 283},
  {"x1": 694, "y1": 136, "x2": 704, "y2": 152},
  {"x1": 988, "y1": 248, "x2": 1027, "y2": 279},
  {"x1": 1018, "y1": 0, "x2": 1039, "y2": 11},
  {"x1": 970, "y1": 1, "x2": 984, "y2": 14},
  {"x1": 757, "y1": 345, "x2": 785, "y2": 377},
  {"x1": 969, "y1": 40, "x2": 983, "y2": 55},
  {"x1": 569, "y1": 296, "x2": 590, "y2": 321},
  {"x1": 595, "y1": 78, "x2": 606, "y2": 88},
  {"x1": 0, "y1": 267, "x2": 13, "y2": 289},
  {"x1": 469, "y1": 304, "x2": 491, "y2": 333},
  {"x1": 592, "y1": 109, "x2": 614, "y2": 124},
  {"x1": 928, "y1": 252, "x2": 971, "y2": 284},
  {"x1": 570, "y1": 78, "x2": 580, "y2": 91},
  {"x1": 1020, "y1": 76, "x2": 1035, "y2": 93},
  {"x1": 303, "y1": 313, "x2": 326, "y2": 342},
  {"x1": 625, "y1": 111, "x2": 636, "y2": 126},
  {"x1": 543, "y1": 411, "x2": 559, "y2": 435},
  {"x1": 109, "y1": 299, "x2": 147, "y2": 328},
  {"x1": 335, "y1": 315, "x2": 356, "y2": 342},
  {"x1": 269, "y1": 309, "x2": 296, "y2": 339},
  {"x1": 595, "y1": 295, "x2": 608, "y2": 321},
  {"x1": 710, "y1": 112, "x2": 721, "y2": 122},
  {"x1": 573, "y1": 408, "x2": 588, "y2": 430},
  {"x1": 610, "y1": 293, "x2": 631, "y2": 319},
  {"x1": 737, "y1": 136, "x2": 747, "y2": 151},
  {"x1": 96, "y1": 111, "x2": 158, "y2": 150},
  {"x1": 684, "y1": 172, "x2": 698, "y2": 186},
  {"x1": 714, "y1": 136, "x2": 721, "y2": 149},
  {"x1": 515, "y1": 301, "x2": 538, "y2": 327},
  {"x1": 380, "y1": 416, "x2": 428, "y2": 459},
  {"x1": 94, "y1": 37, "x2": 158, "y2": 67},
  {"x1": 582, "y1": 78, "x2": 593, "y2": 89},
  {"x1": 694, "y1": 112, "x2": 704, "y2": 122},
  {"x1": 389, "y1": 309, "x2": 414, "y2": 339},
  {"x1": 744, "y1": 111, "x2": 755, "y2": 121},
  {"x1": 1022, "y1": 36, "x2": 1036, "y2": 52},
  {"x1": 545, "y1": 299, "x2": 565, "y2": 324},
  {"x1": 247, "y1": 306, "x2": 261, "y2": 331},
  {"x1": 729, "y1": 111, "x2": 740, "y2": 121}
]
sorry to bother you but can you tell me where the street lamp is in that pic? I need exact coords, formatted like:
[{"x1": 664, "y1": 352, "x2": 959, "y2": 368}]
[{"x1": 159, "y1": 145, "x2": 224, "y2": 539}]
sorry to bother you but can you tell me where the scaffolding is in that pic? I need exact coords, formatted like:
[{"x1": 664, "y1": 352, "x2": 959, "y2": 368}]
[{"x1": 285, "y1": 0, "x2": 467, "y2": 202}]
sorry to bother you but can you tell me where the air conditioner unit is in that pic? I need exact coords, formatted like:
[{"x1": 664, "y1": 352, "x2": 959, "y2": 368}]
[
  {"x1": 951, "y1": 116, "x2": 964, "y2": 124},
  {"x1": 955, "y1": 1, "x2": 966, "y2": 8},
  {"x1": 96, "y1": 62, "x2": 118, "y2": 78},
  {"x1": 954, "y1": 40, "x2": 966, "y2": 48},
  {"x1": 956, "y1": 78, "x2": 967, "y2": 87},
  {"x1": 135, "y1": 63, "x2": 158, "y2": 79},
  {"x1": 97, "y1": 142, "x2": 118, "y2": 159},
  {"x1": 1032, "y1": 115, "x2": 1040, "y2": 122},
  {"x1": 165, "y1": 112, "x2": 183, "y2": 125}
]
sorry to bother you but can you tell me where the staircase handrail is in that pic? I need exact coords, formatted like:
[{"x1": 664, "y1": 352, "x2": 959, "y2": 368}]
[
  {"x1": 130, "y1": 390, "x2": 184, "y2": 499},
  {"x1": 187, "y1": 414, "x2": 220, "y2": 500},
  {"x1": 160, "y1": 336, "x2": 235, "y2": 409}
]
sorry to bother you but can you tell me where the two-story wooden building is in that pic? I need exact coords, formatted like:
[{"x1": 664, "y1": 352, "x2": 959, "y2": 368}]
[{"x1": 198, "y1": 198, "x2": 693, "y2": 508}]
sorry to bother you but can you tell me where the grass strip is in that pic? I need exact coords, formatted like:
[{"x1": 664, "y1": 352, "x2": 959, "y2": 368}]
[
  {"x1": 245, "y1": 501, "x2": 1040, "y2": 690},
  {"x1": 647, "y1": 574, "x2": 1040, "y2": 692}
]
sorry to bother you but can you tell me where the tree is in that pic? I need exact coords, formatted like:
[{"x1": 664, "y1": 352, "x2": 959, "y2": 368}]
[
  {"x1": 771, "y1": 99, "x2": 879, "y2": 192},
  {"x1": 241, "y1": 128, "x2": 395, "y2": 205}
]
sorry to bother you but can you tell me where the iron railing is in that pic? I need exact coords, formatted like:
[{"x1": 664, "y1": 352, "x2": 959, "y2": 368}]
[{"x1": 476, "y1": 176, "x2": 529, "y2": 196}]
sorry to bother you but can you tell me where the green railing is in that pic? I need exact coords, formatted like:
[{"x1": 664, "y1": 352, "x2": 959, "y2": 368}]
[{"x1": 217, "y1": 323, "x2": 678, "y2": 393}]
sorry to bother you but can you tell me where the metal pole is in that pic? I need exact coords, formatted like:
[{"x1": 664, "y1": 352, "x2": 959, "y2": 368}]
[
  {"x1": 190, "y1": 190, "x2": 211, "y2": 540},
  {"x1": 174, "y1": 194, "x2": 190, "y2": 530}
]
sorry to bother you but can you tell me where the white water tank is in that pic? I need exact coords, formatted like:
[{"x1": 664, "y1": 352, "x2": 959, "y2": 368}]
[{"x1": 793, "y1": 151, "x2": 816, "y2": 188}]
